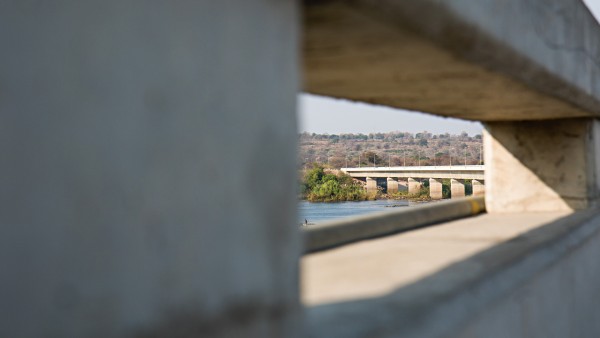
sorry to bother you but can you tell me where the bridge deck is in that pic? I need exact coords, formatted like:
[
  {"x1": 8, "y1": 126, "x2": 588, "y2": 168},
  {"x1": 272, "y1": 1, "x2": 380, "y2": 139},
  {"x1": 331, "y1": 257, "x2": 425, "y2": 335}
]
[{"x1": 342, "y1": 165, "x2": 484, "y2": 180}]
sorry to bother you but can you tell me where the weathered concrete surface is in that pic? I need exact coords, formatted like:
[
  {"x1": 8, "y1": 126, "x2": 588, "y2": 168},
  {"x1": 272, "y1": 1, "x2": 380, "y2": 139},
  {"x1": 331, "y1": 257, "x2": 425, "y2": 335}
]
[
  {"x1": 484, "y1": 119, "x2": 600, "y2": 212},
  {"x1": 429, "y1": 178, "x2": 443, "y2": 200},
  {"x1": 366, "y1": 177, "x2": 378, "y2": 193},
  {"x1": 0, "y1": 2, "x2": 301, "y2": 337},
  {"x1": 304, "y1": 0, "x2": 600, "y2": 121},
  {"x1": 343, "y1": 165, "x2": 484, "y2": 180},
  {"x1": 472, "y1": 180, "x2": 485, "y2": 197},
  {"x1": 451, "y1": 179, "x2": 465, "y2": 198},
  {"x1": 302, "y1": 212, "x2": 569, "y2": 306},
  {"x1": 408, "y1": 178, "x2": 422, "y2": 194},
  {"x1": 304, "y1": 209, "x2": 600, "y2": 337},
  {"x1": 386, "y1": 178, "x2": 398, "y2": 193}
]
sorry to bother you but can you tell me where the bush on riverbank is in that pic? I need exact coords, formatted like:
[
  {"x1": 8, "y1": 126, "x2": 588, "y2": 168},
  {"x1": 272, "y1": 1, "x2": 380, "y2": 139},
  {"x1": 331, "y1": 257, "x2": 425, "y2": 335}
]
[{"x1": 301, "y1": 165, "x2": 374, "y2": 202}]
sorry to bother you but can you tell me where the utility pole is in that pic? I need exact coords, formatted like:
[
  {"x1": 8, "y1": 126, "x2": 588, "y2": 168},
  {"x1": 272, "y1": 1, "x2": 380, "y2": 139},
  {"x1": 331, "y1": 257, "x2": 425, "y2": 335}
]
[
  {"x1": 359, "y1": 154, "x2": 361, "y2": 168},
  {"x1": 403, "y1": 150, "x2": 406, "y2": 167},
  {"x1": 389, "y1": 153, "x2": 391, "y2": 167},
  {"x1": 464, "y1": 148, "x2": 467, "y2": 166}
]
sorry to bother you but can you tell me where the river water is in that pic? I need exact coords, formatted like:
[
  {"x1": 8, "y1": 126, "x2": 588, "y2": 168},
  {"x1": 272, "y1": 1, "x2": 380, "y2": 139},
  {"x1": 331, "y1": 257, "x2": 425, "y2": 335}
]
[{"x1": 298, "y1": 199, "x2": 426, "y2": 225}]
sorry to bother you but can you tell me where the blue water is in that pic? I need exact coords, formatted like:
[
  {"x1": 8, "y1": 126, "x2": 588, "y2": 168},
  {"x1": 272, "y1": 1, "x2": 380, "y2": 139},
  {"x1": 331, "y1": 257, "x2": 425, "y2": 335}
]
[{"x1": 298, "y1": 199, "x2": 423, "y2": 224}]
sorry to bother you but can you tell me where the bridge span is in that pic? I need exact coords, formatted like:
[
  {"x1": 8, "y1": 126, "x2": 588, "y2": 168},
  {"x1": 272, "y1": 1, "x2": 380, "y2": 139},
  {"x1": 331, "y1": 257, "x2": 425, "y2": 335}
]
[{"x1": 341, "y1": 165, "x2": 485, "y2": 199}]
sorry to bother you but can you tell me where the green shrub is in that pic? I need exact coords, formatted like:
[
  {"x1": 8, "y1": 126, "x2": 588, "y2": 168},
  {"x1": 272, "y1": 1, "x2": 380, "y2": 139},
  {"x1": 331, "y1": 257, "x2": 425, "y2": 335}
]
[{"x1": 302, "y1": 165, "x2": 371, "y2": 202}]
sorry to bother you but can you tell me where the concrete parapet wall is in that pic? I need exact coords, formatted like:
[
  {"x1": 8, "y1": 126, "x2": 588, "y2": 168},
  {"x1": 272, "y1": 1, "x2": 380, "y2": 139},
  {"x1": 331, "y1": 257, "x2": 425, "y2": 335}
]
[
  {"x1": 305, "y1": 209, "x2": 600, "y2": 338},
  {"x1": 0, "y1": 1, "x2": 301, "y2": 337},
  {"x1": 304, "y1": 0, "x2": 600, "y2": 121},
  {"x1": 303, "y1": 197, "x2": 486, "y2": 253},
  {"x1": 454, "y1": 211, "x2": 600, "y2": 338}
]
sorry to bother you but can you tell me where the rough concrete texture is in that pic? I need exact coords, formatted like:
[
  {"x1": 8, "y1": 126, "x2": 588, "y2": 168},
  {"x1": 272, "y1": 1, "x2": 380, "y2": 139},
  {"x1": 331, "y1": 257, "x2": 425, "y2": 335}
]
[
  {"x1": 386, "y1": 178, "x2": 398, "y2": 193},
  {"x1": 429, "y1": 178, "x2": 443, "y2": 200},
  {"x1": 0, "y1": 1, "x2": 301, "y2": 337},
  {"x1": 456, "y1": 211, "x2": 600, "y2": 338},
  {"x1": 304, "y1": 0, "x2": 600, "y2": 121},
  {"x1": 408, "y1": 178, "x2": 422, "y2": 194},
  {"x1": 303, "y1": 212, "x2": 569, "y2": 306},
  {"x1": 484, "y1": 119, "x2": 600, "y2": 212},
  {"x1": 304, "y1": 210, "x2": 600, "y2": 337},
  {"x1": 472, "y1": 180, "x2": 485, "y2": 197},
  {"x1": 451, "y1": 179, "x2": 465, "y2": 198},
  {"x1": 366, "y1": 177, "x2": 378, "y2": 193}
]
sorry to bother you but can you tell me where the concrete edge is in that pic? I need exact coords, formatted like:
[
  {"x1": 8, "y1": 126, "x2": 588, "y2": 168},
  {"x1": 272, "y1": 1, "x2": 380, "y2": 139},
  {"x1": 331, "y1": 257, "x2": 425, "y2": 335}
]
[
  {"x1": 306, "y1": 208, "x2": 600, "y2": 337},
  {"x1": 302, "y1": 196, "x2": 485, "y2": 253}
]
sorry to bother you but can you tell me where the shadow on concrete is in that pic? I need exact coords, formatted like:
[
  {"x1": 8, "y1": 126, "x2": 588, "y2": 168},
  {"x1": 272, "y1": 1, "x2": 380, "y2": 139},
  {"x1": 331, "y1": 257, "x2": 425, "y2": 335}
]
[
  {"x1": 484, "y1": 119, "x2": 599, "y2": 211},
  {"x1": 305, "y1": 209, "x2": 600, "y2": 337}
]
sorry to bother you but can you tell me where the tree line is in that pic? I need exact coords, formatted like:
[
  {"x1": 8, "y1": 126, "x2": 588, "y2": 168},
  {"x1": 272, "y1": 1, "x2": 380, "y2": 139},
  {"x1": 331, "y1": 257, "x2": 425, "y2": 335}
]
[{"x1": 299, "y1": 131, "x2": 483, "y2": 169}]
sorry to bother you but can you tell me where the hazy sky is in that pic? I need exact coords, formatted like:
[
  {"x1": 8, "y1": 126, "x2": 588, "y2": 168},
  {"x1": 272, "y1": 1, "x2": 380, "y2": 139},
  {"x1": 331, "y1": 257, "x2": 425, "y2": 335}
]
[
  {"x1": 298, "y1": 94, "x2": 484, "y2": 135},
  {"x1": 298, "y1": 0, "x2": 600, "y2": 136}
]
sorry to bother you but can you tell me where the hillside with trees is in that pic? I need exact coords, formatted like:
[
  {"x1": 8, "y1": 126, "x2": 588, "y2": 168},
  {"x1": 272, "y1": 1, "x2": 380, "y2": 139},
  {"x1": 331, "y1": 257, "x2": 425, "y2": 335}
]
[{"x1": 298, "y1": 131, "x2": 483, "y2": 169}]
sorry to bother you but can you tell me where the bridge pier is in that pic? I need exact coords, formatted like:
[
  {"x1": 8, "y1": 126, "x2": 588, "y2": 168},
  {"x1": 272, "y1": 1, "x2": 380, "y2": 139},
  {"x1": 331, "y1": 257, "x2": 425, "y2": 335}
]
[
  {"x1": 451, "y1": 179, "x2": 465, "y2": 198},
  {"x1": 366, "y1": 177, "x2": 378, "y2": 193},
  {"x1": 429, "y1": 178, "x2": 443, "y2": 200},
  {"x1": 408, "y1": 178, "x2": 421, "y2": 195},
  {"x1": 386, "y1": 178, "x2": 398, "y2": 193},
  {"x1": 472, "y1": 179, "x2": 485, "y2": 197}
]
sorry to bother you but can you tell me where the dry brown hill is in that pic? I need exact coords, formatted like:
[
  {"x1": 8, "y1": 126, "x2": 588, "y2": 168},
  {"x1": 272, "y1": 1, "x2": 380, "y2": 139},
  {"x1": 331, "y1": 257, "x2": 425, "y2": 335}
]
[{"x1": 298, "y1": 131, "x2": 483, "y2": 169}]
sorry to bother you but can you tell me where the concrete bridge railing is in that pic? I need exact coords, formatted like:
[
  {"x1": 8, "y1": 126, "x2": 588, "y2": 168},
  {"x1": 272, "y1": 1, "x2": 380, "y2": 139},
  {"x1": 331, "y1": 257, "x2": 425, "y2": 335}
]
[
  {"x1": 5, "y1": 0, "x2": 600, "y2": 337},
  {"x1": 342, "y1": 165, "x2": 485, "y2": 199}
]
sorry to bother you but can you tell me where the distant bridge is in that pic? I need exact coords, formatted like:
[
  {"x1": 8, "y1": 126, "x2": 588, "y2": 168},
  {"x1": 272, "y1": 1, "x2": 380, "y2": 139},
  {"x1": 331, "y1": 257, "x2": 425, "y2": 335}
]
[{"x1": 341, "y1": 165, "x2": 485, "y2": 199}]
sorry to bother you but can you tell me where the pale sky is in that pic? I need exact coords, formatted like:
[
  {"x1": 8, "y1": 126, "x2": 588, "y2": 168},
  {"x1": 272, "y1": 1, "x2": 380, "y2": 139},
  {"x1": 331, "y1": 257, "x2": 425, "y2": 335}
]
[
  {"x1": 298, "y1": 94, "x2": 483, "y2": 135},
  {"x1": 298, "y1": 0, "x2": 600, "y2": 136}
]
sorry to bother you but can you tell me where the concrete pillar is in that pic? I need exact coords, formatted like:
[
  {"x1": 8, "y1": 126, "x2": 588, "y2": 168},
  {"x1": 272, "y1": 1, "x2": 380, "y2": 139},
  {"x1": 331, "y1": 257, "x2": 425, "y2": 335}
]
[
  {"x1": 398, "y1": 179, "x2": 408, "y2": 192},
  {"x1": 484, "y1": 119, "x2": 600, "y2": 212},
  {"x1": 451, "y1": 179, "x2": 465, "y2": 198},
  {"x1": 366, "y1": 177, "x2": 378, "y2": 193},
  {"x1": 472, "y1": 180, "x2": 485, "y2": 197},
  {"x1": 0, "y1": 2, "x2": 301, "y2": 337},
  {"x1": 387, "y1": 177, "x2": 399, "y2": 193},
  {"x1": 408, "y1": 178, "x2": 422, "y2": 194},
  {"x1": 429, "y1": 178, "x2": 443, "y2": 200}
]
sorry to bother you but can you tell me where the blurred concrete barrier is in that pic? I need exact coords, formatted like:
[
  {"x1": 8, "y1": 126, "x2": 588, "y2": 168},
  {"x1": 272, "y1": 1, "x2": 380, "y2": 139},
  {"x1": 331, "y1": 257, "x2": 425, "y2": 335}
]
[{"x1": 303, "y1": 197, "x2": 485, "y2": 253}]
